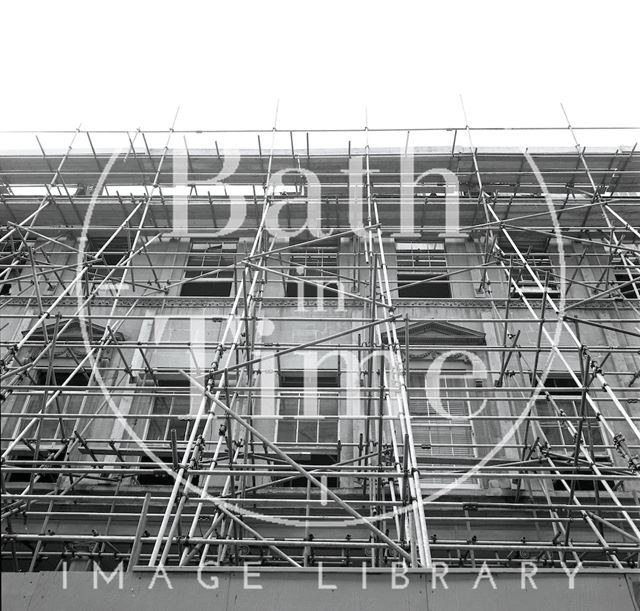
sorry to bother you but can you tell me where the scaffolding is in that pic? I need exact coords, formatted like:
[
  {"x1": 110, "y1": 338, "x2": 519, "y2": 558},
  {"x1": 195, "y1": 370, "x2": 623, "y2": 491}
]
[{"x1": 1, "y1": 119, "x2": 639, "y2": 574}]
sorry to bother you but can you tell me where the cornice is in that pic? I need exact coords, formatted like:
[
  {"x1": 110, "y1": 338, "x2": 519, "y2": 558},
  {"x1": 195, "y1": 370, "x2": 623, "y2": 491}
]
[{"x1": 1, "y1": 296, "x2": 636, "y2": 311}]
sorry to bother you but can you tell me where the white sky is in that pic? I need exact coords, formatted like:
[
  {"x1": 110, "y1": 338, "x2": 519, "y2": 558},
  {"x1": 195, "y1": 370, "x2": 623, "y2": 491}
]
[{"x1": 2, "y1": 0, "x2": 639, "y2": 149}]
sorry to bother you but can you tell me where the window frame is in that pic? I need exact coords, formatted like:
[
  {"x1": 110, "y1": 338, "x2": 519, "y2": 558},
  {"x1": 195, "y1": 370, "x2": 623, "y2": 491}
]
[
  {"x1": 133, "y1": 377, "x2": 194, "y2": 486},
  {"x1": 612, "y1": 253, "x2": 640, "y2": 300},
  {"x1": 137, "y1": 378, "x2": 192, "y2": 444},
  {"x1": 88, "y1": 237, "x2": 130, "y2": 287},
  {"x1": 512, "y1": 254, "x2": 560, "y2": 298},
  {"x1": 4, "y1": 368, "x2": 91, "y2": 447},
  {"x1": 407, "y1": 368, "x2": 479, "y2": 488},
  {"x1": 0, "y1": 239, "x2": 36, "y2": 296},
  {"x1": 395, "y1": 240, "x2": 452, "y2": 298},
  {"x1": 535, "y1": 375, "x2": 610, "y2": 462},
  {"x1": 275, "y1": 371, "x2": 340, "y2": 447},
  {"x1": 180, "y1": 239, "x2": 236, "y2": 297},
  {"x1": 285, "y1": 244, "x2": 339, "y2": 298}
]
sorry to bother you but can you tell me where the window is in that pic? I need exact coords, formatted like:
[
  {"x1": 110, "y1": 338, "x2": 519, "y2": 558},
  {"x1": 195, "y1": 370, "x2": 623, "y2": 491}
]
[
  {"x1": 144, "y1": 379, "x2": 191, "y2": 442},
  {"x1": 535, "y1": 375, "x2": 611, "y2": 490},
  {"x1": 275, "y1": 454, "x2": 338, "y2": 488},
  {"x1": 88, "y1": 238, "x2": 129, "y2": 286},
  {"x1": 0, "y1": 240, "x2": 32, "y2": 296},
  {"x1": 396, "y1": 241, "x2": 451, "y2": 298},
  {"x1": 408, "y1": 371, "x2": 475, "y2": 458},
  {"x1": 3, "y1": 323, "x2": 122, "y2": 447},
  {"x1": 4, "y1": 449, "x2": 59, "y2": 485},
  {"x1": 612, "y1": 254, "x2": 640, "y2": 299},
  {"x1": 137, "y1": 378, "x2": 192, "y2": 486},
  {"x1": 276, "y1": 371, "x2": 339, "y2": 445},
  {"x1": 274, "y1": 371, "x2": 340, "y2": 488},
  {"x1": 536, "y1": 376, "x2": 607, "y2": 458},
  {"x1": 512, "y1": 254, "x2": 559, "y2": 298},
  {"x1": 9, "y1": 369, "x2": 90, "y2": 444},
  {"x1": 285, "y1": 245, "x2": 339, "y2": 298},
  {"x1": 180, "y1": 240, "x2": 235, "y2": 297},
  {"x1": 408, "y1": 370, "x2": 478, "y2": 487},
  {"x1": 0, "y1": 241, "x2": 18, "y2": 295}
]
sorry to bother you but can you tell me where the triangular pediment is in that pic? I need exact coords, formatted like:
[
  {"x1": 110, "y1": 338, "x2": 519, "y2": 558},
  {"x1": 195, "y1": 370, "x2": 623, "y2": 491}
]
[
  {"x1": 23, "y1": 320, "x2": 125, "y2": 342},
  {"x1": 386, "y1": 321, "x2": 485, "y2": 346}
]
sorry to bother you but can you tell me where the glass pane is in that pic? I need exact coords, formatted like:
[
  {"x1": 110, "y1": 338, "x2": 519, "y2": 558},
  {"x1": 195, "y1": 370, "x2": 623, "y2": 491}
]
[
  {"x1": 39, "y1": 416, "x2": 59, "y2": 441},
  {"x1": 318, "y1": 398, "x2": 338, "y2": 415},
  {"x1": 537, "y1": 402, "x2": 564, "y2": 447},
  {"x1": 168, "y1": 417, "x2": 188, "y2": 441},
  {"x1": 277, "y1": 421, "x2": 296, "y2": 442},
  {"x1": 298, "y1": 421, "x2": 317, "y2": 443},
  {"x1": 147, "y1": 418, "x2": 167, "y2": 440},
  {"x1": 319, "y1": 420, "x2": 338, "y2": 444},
  {"x1": 153, "y1": 398, "x2": 171, "y2": 416},
  {"x1": 280, "y1": 398, "x2": 299, "y2": 415}
]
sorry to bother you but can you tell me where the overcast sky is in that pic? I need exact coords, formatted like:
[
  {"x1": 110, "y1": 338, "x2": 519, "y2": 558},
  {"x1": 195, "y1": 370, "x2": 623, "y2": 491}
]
[{"x1": 2, "y1": 0, "x2": 639, "y2": 149}]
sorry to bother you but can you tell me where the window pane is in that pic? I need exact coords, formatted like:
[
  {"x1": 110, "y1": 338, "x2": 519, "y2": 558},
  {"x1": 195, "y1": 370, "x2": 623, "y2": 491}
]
[
  {"x1": 277, "y1": 421, "x2": 296, "y2": 442},
  {"x1": 298, "y1": 421, "x2": 317, "y2": 443},
  {"x1": 396, "y1": 240, "x2": 451, "y2": 298},
  {"x1": 181, "y1": 240, "x2": 236, "y2": 297},
  {"x1": 410, "y1": 372, "x2": 473, "y2": 456},
  {"x1": 319, "y1": 398, "x2": 338, "y2": 415},
  {"x1": 319, "y1": 420, "x2": 338, "y2": 444},
  {"x1": 280, "y1": 398, "x2": 299, "y2": 415}
]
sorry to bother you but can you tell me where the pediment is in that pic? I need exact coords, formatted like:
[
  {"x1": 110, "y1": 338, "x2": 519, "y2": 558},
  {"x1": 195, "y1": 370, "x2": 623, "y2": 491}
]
[
  {"x1": 23, "y1": 320, "x2": 125, "y2": 343},
  {"x1": 386, "y1": 320, "x2": 485, "y2": 346}
]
